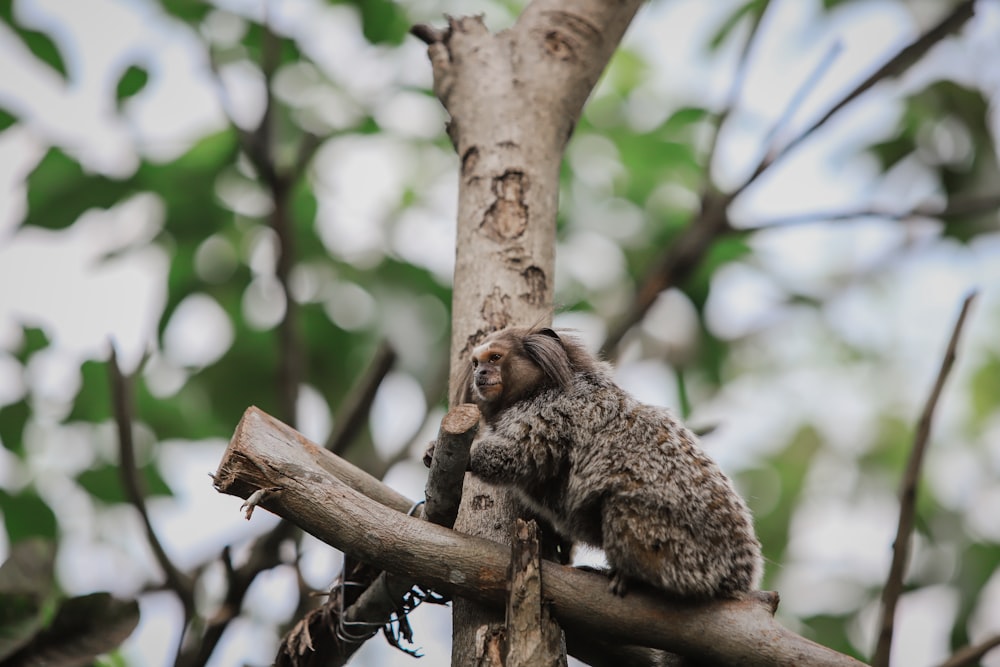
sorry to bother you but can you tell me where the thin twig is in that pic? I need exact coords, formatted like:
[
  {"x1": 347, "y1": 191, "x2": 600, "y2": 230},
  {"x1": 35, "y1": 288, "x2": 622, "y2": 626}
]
[
  {"x1": 703, "y1": 0, "x2": 773, "y2": 181},
  {"x1": 326, "y1": 341, "x2": 398, "y2": 454},
  {"x1": 735, "y1": 0, "x2": 975, "y2": 200},
  {"x1": 871, "y1": 291, "x2": 978, "y2": 667},
  {"x1": 760, "y1": 40, "x2": 842, "y2": 153},
  {"x1": 743, "y1": 194, "x2": 1000, "y2": 229},
  {"x1": 180, "y1": 521, "x2": 296, "y2": 667},
  {"x1": 107, "y1": 345, "x2": 194, "y2": 645},
  {"x1": 601, "y1": 192, "x2": 730, "y2": 357},
  {"x1": 937, "y1": 633, "x2": 1000, "y2": 667}
]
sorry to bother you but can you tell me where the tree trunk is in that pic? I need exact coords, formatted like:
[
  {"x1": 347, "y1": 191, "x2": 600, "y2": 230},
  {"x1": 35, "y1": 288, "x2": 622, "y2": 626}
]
[{"x1": 415, "y1": 1, "x2": 643, "y2": 663}]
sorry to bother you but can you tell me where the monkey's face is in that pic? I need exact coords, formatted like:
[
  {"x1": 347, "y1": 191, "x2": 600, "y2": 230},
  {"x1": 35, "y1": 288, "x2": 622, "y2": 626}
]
[
  {"x1": 468, "y1": 331, "x2": 551, "y2": 417},
  {"x1": 470, "y1": 338, "x2": 509, "y2": 405}
]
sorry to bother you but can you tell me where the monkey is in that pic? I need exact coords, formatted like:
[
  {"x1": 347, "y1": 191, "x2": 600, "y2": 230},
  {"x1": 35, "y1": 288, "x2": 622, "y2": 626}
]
[{"x1": 460, "y1": 326, "x2": 763, "y2": 599}]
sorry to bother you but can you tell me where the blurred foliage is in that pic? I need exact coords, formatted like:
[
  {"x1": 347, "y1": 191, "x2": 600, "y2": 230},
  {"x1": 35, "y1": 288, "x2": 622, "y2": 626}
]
[
  {"x1": 0, "y1": 540, "x2": 140, "y2": 666},
  {"x1": 0, "y1": 0, "x2": 998, "y2": 665}
]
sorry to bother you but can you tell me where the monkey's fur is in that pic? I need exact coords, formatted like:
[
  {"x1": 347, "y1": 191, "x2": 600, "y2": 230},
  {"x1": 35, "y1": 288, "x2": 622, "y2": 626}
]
[{"x1": 461, "y1": 327, "x2": 763, "y2": 599}]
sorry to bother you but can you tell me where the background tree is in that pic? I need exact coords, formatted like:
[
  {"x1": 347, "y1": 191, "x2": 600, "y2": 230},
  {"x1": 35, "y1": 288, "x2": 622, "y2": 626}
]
[{"x1": 0, "y1": 0, "x2": 998, "y2": 666}]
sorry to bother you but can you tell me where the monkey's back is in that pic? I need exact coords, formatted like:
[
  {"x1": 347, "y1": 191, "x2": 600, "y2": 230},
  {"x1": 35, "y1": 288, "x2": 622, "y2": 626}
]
[{"x1": 549, "y1": 372, "x2": 763, "y2": 598}]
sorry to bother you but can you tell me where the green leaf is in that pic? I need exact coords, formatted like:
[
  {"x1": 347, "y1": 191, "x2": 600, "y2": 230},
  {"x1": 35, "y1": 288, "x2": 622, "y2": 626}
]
[
  {"x1": 686, "y1": 233, "x2": 753, "y2": 308},
  {"x1": 75, "y1": 463, "x2": 172, "y2": 505},
  {"x1": 0, "y1": 539, "x2": 57, "y2": 660},
  {"x1": 354, "y1": 0, "x2": 410, "y2": 45},
  {"x1": 115, "y1": 65, "x2": 149, "y2": 104},
  {"x1": 292, "y1": 179, "x2": 323, "y2": 259},
  {"x1": 0, "y1": 400, "x2": 29, "y2": 454},
  {"x1": 662, "y1": 106, "x2": 710, "y2": 134},
  {"x1": 134, "y1": 376, "x2": 227, "y2": 440},
  {"x1": 708, "y1": 0, "x2": 764, "y2": 51},
  {"x1": 17, "y1": 327, "x2": 50, "y2": 361},
  {"x1": 142, "y1": 130, "x2": 237, "y2": 244},
  {"x1": 746, "y1": 426, "x2": 822, "y2": 588},
  {"x1": 160, "y1": 0, "x2": 212, "y2": 23},
  {"x1": 243, "y1": 23, "x2": 302, "y2": 68},
  {"x1": 0, "y1": 3, "x2": 66, "y2": 78},
  {"x1": 0, "y1": 490, "x2": 58, "y2": 542},
  {"x1": 24, "y1": 149, "x2": 137, "y2": 230},
  {"x1": 0, "y1": 106, "x2": 16, "y2": 133},
  {"x1": 66, "y1": 360, "x2": 111, "y2": 423},
  {"x1": 969, "y1": 354, "x2": 1000, "y2": 428},
  {"x1": 605, "y1": 48, "x2": 647, "y2": 96},
  {"x1": 0, "y1": 590, "x2": 46, "y2": 660}
]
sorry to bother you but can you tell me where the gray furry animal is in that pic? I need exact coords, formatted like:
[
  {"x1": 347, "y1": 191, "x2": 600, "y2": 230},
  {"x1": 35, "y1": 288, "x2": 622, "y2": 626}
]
[{"x1": 461, "y1": 326, "x2": 763, "y2": 599}]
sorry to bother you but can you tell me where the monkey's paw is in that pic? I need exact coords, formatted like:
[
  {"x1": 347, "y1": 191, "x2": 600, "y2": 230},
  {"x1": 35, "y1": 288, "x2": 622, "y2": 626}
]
[
  {"x1": 608, "y1": 570, "x2": 628, "y2": 597},
  {"x1": 422, "y1": 441, "x2": 435, "y2": 468}
]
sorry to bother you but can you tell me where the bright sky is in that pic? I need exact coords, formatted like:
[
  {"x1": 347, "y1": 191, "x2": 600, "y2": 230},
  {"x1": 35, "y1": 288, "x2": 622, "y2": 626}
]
[{"x1": 0, "y1": 0, "x2": 999, "y2": 666}]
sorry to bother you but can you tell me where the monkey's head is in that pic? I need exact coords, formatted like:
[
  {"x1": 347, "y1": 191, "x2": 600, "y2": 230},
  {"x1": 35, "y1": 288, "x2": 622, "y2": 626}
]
[{"x1": 463, "y1": 327, "x2": 576, "y2": 421}]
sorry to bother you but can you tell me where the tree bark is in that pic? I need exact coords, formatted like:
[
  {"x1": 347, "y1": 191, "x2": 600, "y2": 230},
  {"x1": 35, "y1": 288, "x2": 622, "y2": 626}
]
[
  {"x1": 506, "y1": 519, "x2": 566, "y2": 667},
  {"x1": 415, "y1": 0, "x2": 644, "y2": 662},
  {"x1": 214, "y1": 407, "x2": 867, "y2": 667}
]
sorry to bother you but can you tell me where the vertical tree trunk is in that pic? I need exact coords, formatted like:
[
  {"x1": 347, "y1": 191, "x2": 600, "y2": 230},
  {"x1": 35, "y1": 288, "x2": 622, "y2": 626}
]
[{"x1": 416, "y1": 2, "x2": 643, "y2": 663}]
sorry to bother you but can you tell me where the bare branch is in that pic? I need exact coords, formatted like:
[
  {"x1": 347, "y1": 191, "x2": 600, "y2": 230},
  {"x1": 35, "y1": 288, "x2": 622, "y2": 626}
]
[
  {"x1": 760, "y1": 39, "x2": 843, "y2": 155},
  {"x1": 737, "y1": 0, "x2": 975, "y2": 198},
  {"x1": 214, "y1": 407, "x2": 866, "y2": 667},
  {"x1": 704, "y1": 0, "x2": 775, "y2": 181},
  {"x1": 937, "y1": 633, "x2": 1000, "y2": 667},
  {"x1": 325, "y1": 341, "x2": 398, "y2": 454},
  {"x1": 422, "y1": 404, "x2": 480, "y2": 527},
  {"x1": 107, "y1": 345, "x2": 193, "y2": 617},
  {"x1": 601, "y1": 192, "x2": 731, "y2": 358},
  {"x1": 872, "y1": 291, "x2": 978, "y2": 667},
  {"x1": 743, "y1": 194, "x2": 1000, "y2": 229}
]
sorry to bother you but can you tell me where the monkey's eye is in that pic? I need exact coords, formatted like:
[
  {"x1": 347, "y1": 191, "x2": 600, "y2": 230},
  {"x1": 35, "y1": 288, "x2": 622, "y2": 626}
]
[
  {"x1": 489, "y1": 353, "x2": 502, "y2": 363},
  {"x1": 471, "y1": 358, "x2": 478, "y2": 368}
]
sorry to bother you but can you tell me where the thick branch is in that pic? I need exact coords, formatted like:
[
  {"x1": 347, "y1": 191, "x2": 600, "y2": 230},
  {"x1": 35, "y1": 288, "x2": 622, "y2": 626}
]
[
  {"x1": 214, "y1": 408, "x2": 866, "y2": 667},
  {"x1": 872, "y1": 292, "x2": 978, "y2": 667},
  {"x1": 422, "y1": 404, "x2": 480, "y2": 526}
]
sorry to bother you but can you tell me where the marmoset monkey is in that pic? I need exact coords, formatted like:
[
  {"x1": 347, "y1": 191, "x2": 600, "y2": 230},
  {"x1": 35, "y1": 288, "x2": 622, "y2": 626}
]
[{"x1": 462, "y1": 327, "x2": 763, "y2": 599}]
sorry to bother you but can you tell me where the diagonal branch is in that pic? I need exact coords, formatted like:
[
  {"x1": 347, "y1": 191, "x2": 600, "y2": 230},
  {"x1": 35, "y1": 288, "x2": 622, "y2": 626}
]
[
  {"x1": 937, "y1": 633, "x2": 1000, "y2": 667},
  {"x1": 742, "y1": 193, "x2": 1000, "y2": 229},
  {"x1": 703, "y1": 0, "x2": 774, "y2": 182},
  {"x1": 602, "y1": 1, "x2": 977, "y2": 357},
  {"x1": 735, "y1": 0, "x2": 975, "y2": 199},
  {"x1": 325, "y1": 341, "x2": 397, "y2": 455},
  {"x1": 213, "y1": 406, "x2": 866, "y2": 667},
  {"x1": 274, "y1": 405, "x2": 477, "y2": 666},
  {"x1": 107, "y1": 345, "x2": 195, "y2": 665},
  {"x1": 108, "y1": 346, "x2": 193, "y2": 610},
  {"x1": 871, "y1": 291, "x2": 978, "y2": 667}
]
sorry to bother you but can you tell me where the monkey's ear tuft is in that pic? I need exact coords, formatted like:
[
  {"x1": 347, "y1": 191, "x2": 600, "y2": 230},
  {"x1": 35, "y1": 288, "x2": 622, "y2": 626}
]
[
  {"x1": 524, "y1": 330, "x2": 574, "y2": 389},
  {"x1": 536, "y1": 327, "x2": 561, "y2": 341},
  {"x1": 451, "y1": 356, "x2": 475, "y2": 406}
]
